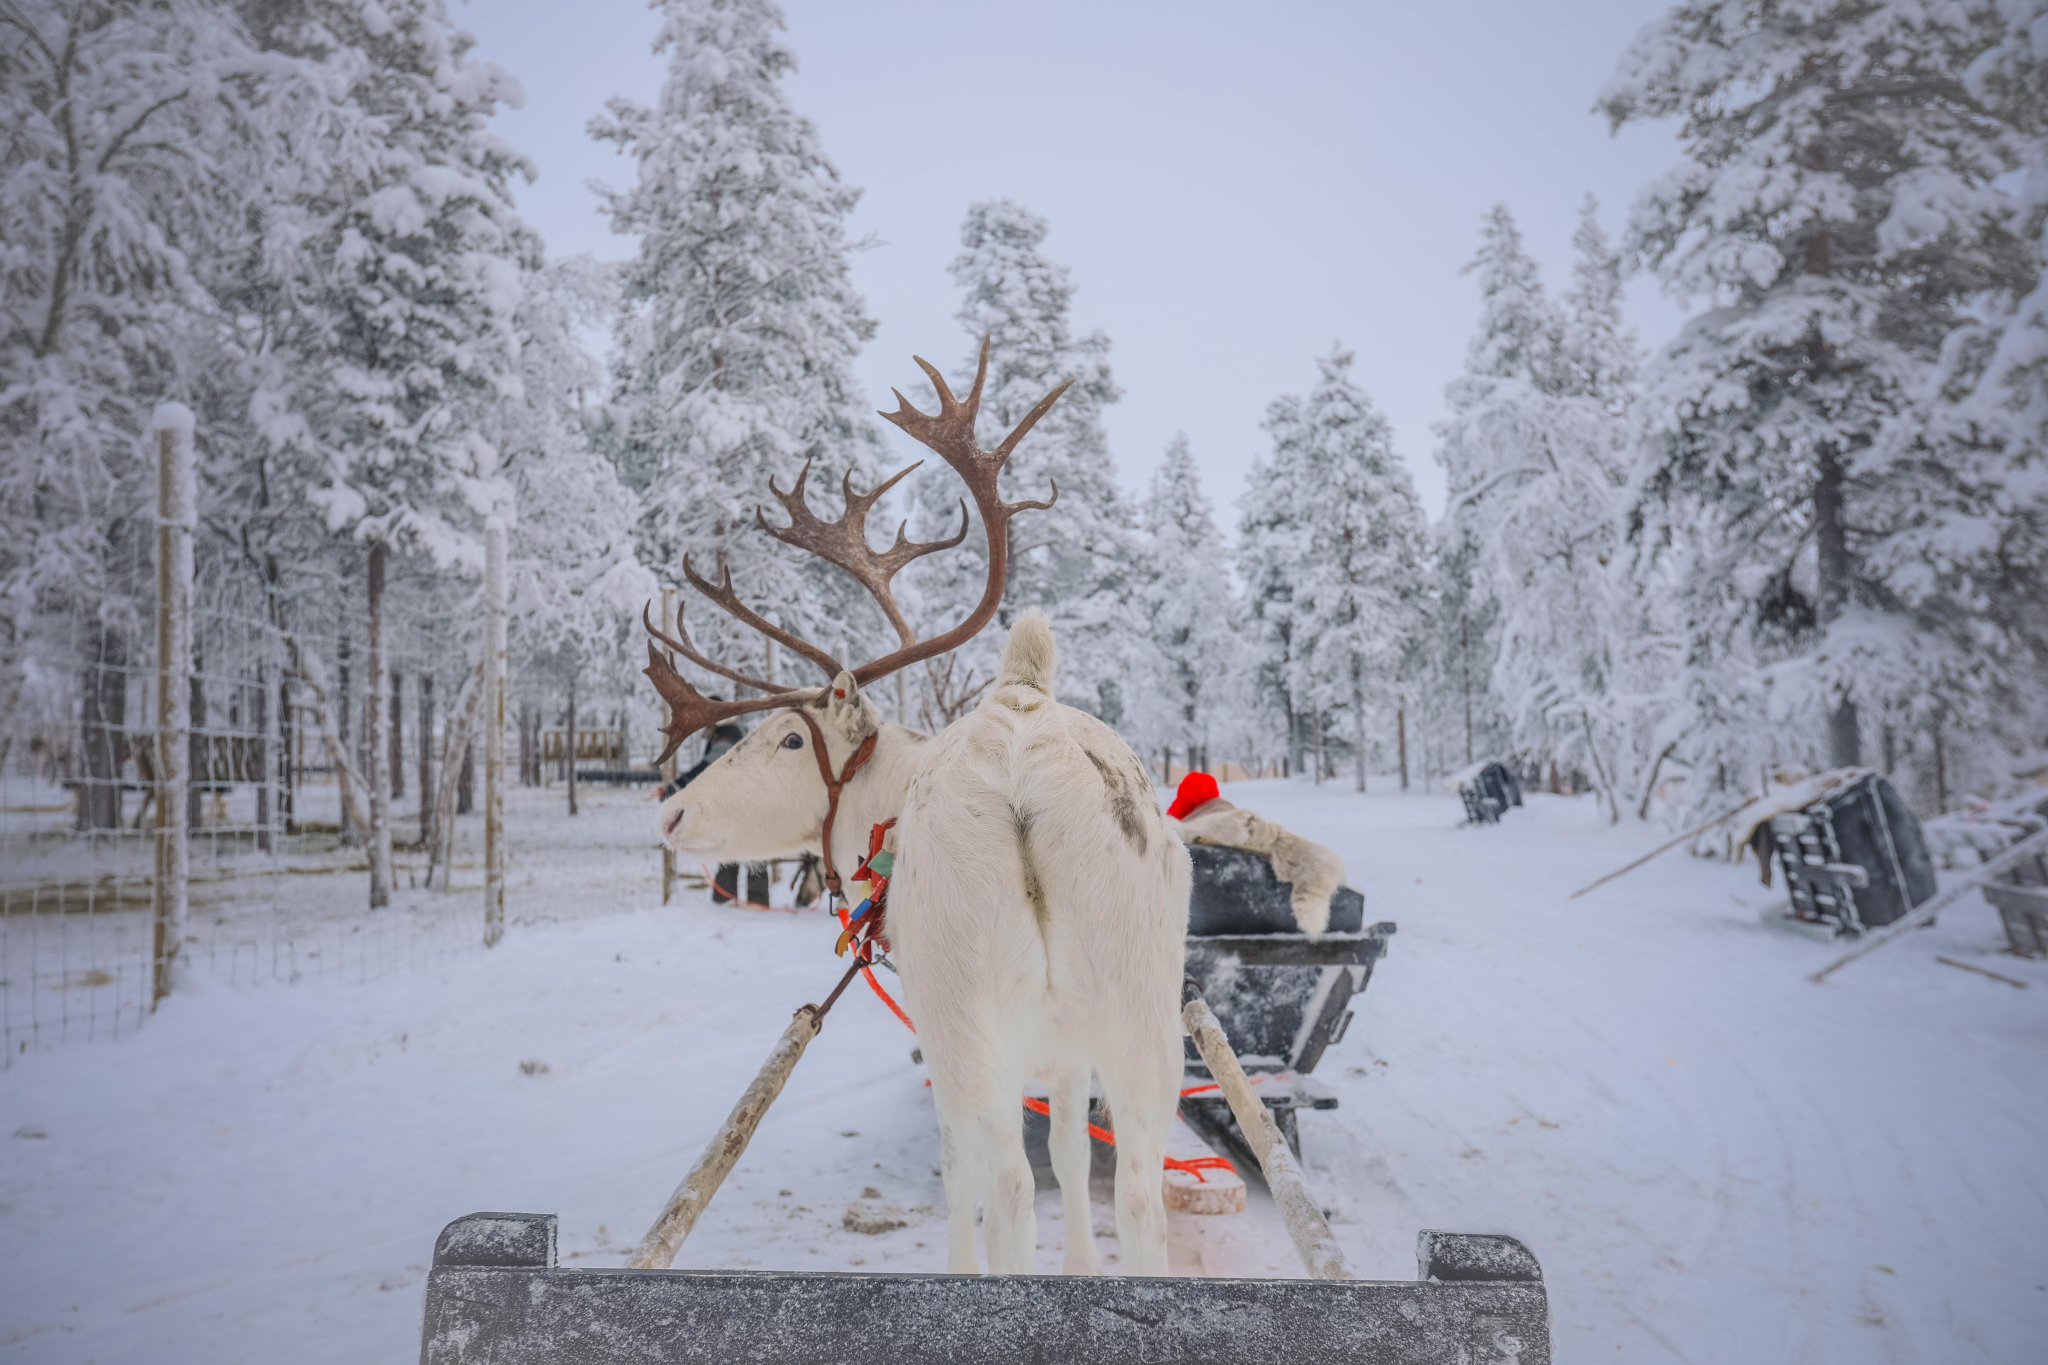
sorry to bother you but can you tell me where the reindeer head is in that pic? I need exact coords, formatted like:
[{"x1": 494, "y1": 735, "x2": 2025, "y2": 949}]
[
  {"x1": 646, "y1": 339, "x2": 1068, "y2": 864},
  {"x1": 657, "y1": 672, "x2": 879, "y2": 860}
]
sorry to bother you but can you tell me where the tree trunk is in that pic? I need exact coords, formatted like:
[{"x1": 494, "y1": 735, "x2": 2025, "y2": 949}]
[
  {"x1": 1814, "y1": 443, "x2": 1860, "y2": 768},
  {"x1": 458, "y1": 731, "x2": 475, "y2": 815},
  {"x1": 390, "y1": 665, "x2": 404, "y2": 798},
  {"x1": 186, "y1": 662, "x2": 204, "y2": 831},
  {"x1": 1353, "y1": 689, "x2": 1366, "y2": 794},
  {"x1": 77, "y1": 621, "x2": 127, "y2": 831},
  {"x1": 1397, "y1": 704, "x2": 1409, "y2": 792},
  {"x1": 428, "y1": 655, "x2": 485, "y2": 891},
  {"x1": 366, "y1": 543, "x2": 392, "y2": 908},
  {"x1": 278, "y1": 632, "x2": 372, "y2": 846},
  {"x1": 419, "y1": 673, "x2": 434, "y2": 846},
  {"x1": 1581, "y1": 715, "x2": 1620, "y2": 824},
  {"x1": 253, "y1": 666, "x2": 270, "y2": 853},
  {"x1": 517, "y1": 700, "x2": 532, "y2": 787},
  {"x1": 1933, "y1": 712, "x2": 1948, "y2": 815},
  {"x1": 1460, "y1": 615, "x2": 1473, "y2": 764},
  {"x1": 279, "y1": 674, "x2": 295, "y2": 834},
  {"x1": 336, "y1": 629, "x2": 356, "y2": 847},
  {"x1": 567, "y1": 668, "x2": 579, "y2": 817}
]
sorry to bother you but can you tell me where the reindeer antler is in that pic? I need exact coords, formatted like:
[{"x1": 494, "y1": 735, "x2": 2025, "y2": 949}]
[
  {"x1": 641, "y1": 336, "x2": 1067, "y2": 759},
  {"x1": 756, "y1": 461, "x2": 968, "y2": 648},
  {"x1": 860, "y1": 336, "x2": 1065, "y2": 684}
]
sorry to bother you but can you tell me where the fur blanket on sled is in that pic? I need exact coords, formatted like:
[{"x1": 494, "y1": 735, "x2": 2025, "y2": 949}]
[{"x1": 1165, "y1": 774, "x2": 1347, "y2": 937}]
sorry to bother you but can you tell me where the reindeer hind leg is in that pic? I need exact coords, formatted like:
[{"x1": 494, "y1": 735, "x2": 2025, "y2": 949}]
[
  {"x1": 1047, "y1": 1064, "x2": 1102, "y2": 1274},
  {"x1": 1093, "y1": 1026, "x2": 1179, "y2": 1277}
]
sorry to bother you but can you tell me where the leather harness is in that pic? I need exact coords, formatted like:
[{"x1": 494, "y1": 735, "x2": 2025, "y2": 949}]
[{"x1": 792, "y1": 707, "x2": 878, "y2": 900}]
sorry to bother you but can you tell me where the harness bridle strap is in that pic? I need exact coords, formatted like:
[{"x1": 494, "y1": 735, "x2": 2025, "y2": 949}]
[{"x1": 794, "y1": 708, "x2": 878, "y2": 898}]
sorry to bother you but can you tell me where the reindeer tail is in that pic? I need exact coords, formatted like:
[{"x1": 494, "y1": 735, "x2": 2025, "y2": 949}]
[{"x1": 998, "y1": 608, "x2": 1058, "y2": 695}]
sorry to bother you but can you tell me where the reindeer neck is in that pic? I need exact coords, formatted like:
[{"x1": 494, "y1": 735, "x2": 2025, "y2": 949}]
[{"x1": 826, "y1": 723, "x2": 924, "y2": 872}]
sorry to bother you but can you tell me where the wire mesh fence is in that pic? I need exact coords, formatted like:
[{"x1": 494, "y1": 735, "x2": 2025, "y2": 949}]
[{"x1": 0, "y1": 436, "x2": 625, "y2": 1069}]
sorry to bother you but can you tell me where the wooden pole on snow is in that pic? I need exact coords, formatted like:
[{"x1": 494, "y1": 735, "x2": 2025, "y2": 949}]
[
  {"x1": 626, "y1": 961, "x2": 866, "y2": 1270},
  {"x1": 1566, "y1": 795, "x2": 1760, "y2": 900},
  {"x1": 1182, "y1": 985, "x2": 1351, "y2": 1281}
]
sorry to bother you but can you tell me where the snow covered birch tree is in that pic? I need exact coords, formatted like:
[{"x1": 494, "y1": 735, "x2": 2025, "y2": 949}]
[
  {"x1": 1603, "y1": 0, "x2": 2037, "y2": 808},
  {"x1": 595, "y1": 0, "x2": 886, "y2": 687}
]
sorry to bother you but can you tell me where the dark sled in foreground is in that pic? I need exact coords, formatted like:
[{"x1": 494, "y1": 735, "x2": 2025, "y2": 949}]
[{"x1": 420, "y1": 1212, "x2": 1551, "y2": 1365}]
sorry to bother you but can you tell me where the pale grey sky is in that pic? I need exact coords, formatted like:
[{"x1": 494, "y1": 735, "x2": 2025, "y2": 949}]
[{"x1": 464, "y1": 0, "x2": 1688, "y2": 522}]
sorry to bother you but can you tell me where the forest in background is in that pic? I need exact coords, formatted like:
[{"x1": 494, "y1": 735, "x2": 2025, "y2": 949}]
[{"x1": 5, "y1": 0, "x2": 2045, "y2": 855}]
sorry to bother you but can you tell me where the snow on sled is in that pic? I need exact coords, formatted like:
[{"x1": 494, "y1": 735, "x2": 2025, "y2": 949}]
[
  {"x1": 419, "y1": 1214, "x2": 1550, "y2": 1365},
  {"x1": 411, "y1": 898, "x2": 1552, "y2": 1365}
]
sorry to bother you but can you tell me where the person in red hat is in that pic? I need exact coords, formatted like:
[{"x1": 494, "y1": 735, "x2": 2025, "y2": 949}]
[{"x1": 1166, "y1": 771, "x2": 1346, "y2": 936}]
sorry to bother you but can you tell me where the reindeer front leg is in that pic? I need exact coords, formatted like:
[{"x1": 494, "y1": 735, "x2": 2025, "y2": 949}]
[{"x1": 935, "y1": 1112, "x2": 981, "y2": 1274}]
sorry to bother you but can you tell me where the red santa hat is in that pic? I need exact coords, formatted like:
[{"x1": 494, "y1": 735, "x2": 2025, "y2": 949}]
[{"x1": 1166, "y1": 771, "x2": 1220, "y2": 820}]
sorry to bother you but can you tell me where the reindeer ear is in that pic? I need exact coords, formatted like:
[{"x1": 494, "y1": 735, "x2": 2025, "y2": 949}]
[{"x1": 822, "y1": 670, "x2": 876, "y2": 742}]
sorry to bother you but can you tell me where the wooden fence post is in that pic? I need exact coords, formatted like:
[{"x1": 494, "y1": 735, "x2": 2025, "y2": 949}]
[
  {"x1": 151, "y1": 404, "x2": 195, "y2": 1007},
  {"x1": 484, "y1": 517, "x2": 507, "y2": 947}
]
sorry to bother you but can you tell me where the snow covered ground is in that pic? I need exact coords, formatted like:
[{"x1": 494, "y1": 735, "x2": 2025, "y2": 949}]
[{"x1": 2, "y1": 778, "x2": 2044, "y2": 1362}]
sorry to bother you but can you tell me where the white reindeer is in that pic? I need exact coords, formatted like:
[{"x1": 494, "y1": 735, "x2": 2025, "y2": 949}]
[{"x1": 643, "y1": 345, "x2": 1188, "y2": 1276}]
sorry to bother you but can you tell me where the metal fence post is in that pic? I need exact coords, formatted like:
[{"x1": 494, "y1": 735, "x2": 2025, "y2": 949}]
[
  {"x1": 483, "y1": 518, "x2": 507, "y2": 947},
  {"x1": 151, "y1": 404, "x2": 195, "y2": 1007}
]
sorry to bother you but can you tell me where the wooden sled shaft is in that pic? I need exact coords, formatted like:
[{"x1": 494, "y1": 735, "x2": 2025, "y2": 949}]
[
  {"x1": 1182, "y1": 982, "x2": 1353, "y2": 1281},
  {"x1": 627, "y1": 962, "x2": 863, "y2": 1269}
]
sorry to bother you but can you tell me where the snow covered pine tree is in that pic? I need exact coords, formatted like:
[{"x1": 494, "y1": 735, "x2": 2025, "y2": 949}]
[
  {"x1": 1602, "y1": 0, "x2": 2041, "y2": 807},
  {"x1": 1244, "y1": 348, "x2": 1430, "y2": 787},
  {"x1": 243, "y1": 0, "x2": 534, "y2": 908},
  {"x1": 595, "y1": 0, "x2": 888, "y2": 697},
  {"x1": 1437, "y1": 201, "x2": 1662, "y2": 817},
  {"x1": 1136, "y1": 434, "x2": 1242, "y2": 777},
  {"x1": 906, "y1": 201, "x2": 1140, "y2": 729}
]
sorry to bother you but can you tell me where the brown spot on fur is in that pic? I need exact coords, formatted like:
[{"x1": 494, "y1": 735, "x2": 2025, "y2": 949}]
[
  {"x1": 1084, "y1": 748, "x2": 1148, "y2": 854},
  {"x1": 1014, "y1": 808, "x2": 1050, "y2": 939}
]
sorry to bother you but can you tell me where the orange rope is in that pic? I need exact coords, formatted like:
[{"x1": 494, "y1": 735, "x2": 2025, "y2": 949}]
[
  {"x1": 1019, "y1": 1096, "x2": 1238, "y2": 1183},
  {"x1": 861, "y1": 965, "x2": 916, "y2": 1032}
]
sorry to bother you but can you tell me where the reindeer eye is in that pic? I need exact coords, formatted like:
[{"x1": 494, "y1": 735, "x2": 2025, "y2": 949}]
[{"x1": 781, "y1": 732, "x2": 804, "y2": 750}]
